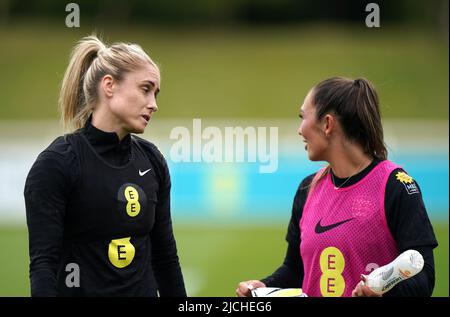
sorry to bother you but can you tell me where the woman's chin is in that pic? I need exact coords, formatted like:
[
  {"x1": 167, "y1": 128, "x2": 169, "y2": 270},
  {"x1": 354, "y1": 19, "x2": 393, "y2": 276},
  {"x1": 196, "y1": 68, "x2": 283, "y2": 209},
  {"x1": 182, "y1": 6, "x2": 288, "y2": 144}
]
[
  {"x1": 307, "y1": 151, "x2": 318, "y2": 161},
  {"x1": 132, "y1": 121, "x2": 148, "y2": 134},
  {"x1": 125, "y1": 126, "x2": 144, "y2": 135},
  {"x1": 134, "y1": 127, "x2": 146, "y2": 134}
]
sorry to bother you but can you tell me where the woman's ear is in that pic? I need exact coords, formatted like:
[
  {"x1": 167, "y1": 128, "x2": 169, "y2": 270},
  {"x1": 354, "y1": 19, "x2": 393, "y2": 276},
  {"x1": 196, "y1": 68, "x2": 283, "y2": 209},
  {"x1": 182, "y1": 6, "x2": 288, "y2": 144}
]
[
  {"x1": 100, "y1": 74, "x2": 115, "y2": 98},
  {"x1": 323, "y1": 114, "x2": 336, "y2": 137}
]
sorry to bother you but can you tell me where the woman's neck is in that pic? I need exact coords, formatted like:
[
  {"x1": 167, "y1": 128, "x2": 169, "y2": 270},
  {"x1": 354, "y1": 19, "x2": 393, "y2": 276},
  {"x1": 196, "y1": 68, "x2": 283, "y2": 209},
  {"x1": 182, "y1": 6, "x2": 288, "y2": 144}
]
[
  {"x1": 91, "y1": 110, "x2": 127, "y2": 141},
  {"x1": 327, "y1": 143, "x2": 373, "y2": 178}
]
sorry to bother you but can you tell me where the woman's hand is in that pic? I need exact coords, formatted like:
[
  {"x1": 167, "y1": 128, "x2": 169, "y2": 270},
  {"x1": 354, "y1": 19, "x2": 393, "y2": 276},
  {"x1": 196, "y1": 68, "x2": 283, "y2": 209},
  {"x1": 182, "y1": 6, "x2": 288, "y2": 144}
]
[
  {"x1": 236, "y1": 280, "x2": 266, "y2": 297},
  {"x1": 351, "y1": 275, "x2": 382, "y2": 297}
]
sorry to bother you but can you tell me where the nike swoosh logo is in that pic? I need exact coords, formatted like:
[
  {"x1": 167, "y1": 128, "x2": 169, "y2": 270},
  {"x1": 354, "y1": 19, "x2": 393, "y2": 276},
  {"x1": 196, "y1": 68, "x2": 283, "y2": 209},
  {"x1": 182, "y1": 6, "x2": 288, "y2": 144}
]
[
  {"x1": 139, "y1": 168, "x2": 151, "y2": 176},
  {"x1": 315, "y1": 217, "x2": 354, "y2": 234}
]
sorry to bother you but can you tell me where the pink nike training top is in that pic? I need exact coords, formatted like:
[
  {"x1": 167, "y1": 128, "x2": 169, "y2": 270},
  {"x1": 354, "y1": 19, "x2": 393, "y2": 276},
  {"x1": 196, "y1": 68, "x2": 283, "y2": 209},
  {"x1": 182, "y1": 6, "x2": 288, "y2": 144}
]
[{"x1": 300, "y1": 160, "x2": 399, "y2": 297}]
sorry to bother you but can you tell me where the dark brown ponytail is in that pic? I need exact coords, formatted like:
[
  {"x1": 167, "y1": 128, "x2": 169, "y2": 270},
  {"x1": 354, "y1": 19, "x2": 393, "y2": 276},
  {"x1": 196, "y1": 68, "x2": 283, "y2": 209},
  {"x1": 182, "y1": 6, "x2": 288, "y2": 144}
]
[
  {"x1": 312, "y1": 76, "x2": 387, "y2": 160},
  {"x1": 303, "y1": 77, "x2": 387, "y2": 194}
]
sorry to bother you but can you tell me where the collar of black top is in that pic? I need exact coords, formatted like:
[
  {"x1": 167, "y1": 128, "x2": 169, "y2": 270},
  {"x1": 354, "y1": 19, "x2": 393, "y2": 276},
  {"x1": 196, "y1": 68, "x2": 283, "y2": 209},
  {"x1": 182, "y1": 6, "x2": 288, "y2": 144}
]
[{"x1": 83, "y1": 116, "x2": 132, "y2": 151}]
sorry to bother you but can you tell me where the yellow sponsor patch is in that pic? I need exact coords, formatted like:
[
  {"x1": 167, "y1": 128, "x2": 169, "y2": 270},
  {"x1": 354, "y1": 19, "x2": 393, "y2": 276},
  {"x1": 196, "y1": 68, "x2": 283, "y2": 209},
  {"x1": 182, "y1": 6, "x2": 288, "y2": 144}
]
[
  {"x1": 108, "y1": 237, "x2": 135, "y2": 268},
  {"x1": 319, "y1": 247, "x2": 345, "y2": 297},
  {"x1": 395, "y1": 172, "x2": 414, "y2": 184},
  {"x1": 124, "y1": 186, "x2": 141, "y2": 217},
  {"x1": 396, "y1": 171, "x2": 419, "y2": 195}
]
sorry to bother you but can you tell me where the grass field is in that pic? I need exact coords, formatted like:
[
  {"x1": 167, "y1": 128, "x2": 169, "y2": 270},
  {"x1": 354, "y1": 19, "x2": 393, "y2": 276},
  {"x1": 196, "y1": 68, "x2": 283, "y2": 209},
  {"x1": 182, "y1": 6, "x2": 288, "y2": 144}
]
[
  {"x1": 0, "y1": 222, "x2": 447, "y2": 297},
  {"x1": 0, "y1": 22, "x2": 448, "y2": 120}
]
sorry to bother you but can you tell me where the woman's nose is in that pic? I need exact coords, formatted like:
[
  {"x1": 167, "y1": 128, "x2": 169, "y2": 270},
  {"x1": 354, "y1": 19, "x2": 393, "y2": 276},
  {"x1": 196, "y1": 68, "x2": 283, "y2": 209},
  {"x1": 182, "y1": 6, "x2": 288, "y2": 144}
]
[{"x1": 148, "y1": 103, "x2": 158, "y2": 112}]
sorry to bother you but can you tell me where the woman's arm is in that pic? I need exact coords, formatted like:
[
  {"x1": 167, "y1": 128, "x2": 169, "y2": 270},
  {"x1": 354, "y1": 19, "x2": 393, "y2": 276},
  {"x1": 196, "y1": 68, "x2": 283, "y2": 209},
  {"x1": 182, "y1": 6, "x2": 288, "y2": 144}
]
[
  {"x1": 24, "y1": 140, "x2": 75, "y2": 296},
  {"x1": 261, "y1": 174, "x2": 314, "y2": 288},
  {"x1": 383, "y1": 169, "x2": 438, "y2": 296},
  {"x1": 147, "y1": 146, "x2": 186, "y2": 297}
]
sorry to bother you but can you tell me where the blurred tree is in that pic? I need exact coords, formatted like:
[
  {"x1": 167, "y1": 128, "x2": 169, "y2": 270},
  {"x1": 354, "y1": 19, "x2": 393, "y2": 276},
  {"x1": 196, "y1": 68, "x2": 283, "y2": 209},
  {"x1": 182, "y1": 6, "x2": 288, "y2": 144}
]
[
  {"x1": 0, "y1": 0, "x2": 11, "y2": 26},
  {"x1": 0, "y1": 0, "x2": 447, "y2": 31}
]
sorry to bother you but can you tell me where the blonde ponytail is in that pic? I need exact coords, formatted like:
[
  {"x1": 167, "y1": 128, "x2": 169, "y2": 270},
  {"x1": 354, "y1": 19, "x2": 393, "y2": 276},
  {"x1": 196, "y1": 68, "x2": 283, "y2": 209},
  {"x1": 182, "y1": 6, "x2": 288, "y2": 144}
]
[
  {"x1": 59, "y1": 34, "x2": 157, "y2": 131},
  {"x1": 59, "y1": 35, "x2": 105, "y2": 131}
]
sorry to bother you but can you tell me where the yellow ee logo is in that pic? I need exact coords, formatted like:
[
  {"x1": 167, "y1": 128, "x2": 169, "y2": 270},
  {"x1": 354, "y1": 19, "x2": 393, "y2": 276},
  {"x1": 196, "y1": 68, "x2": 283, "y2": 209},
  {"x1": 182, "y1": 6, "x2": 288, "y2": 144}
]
[
  {"x1": 124, "y1": 186, "x2": 141, "y2": 217},
  {"x1": 108, "y1": 237, "x2": 135, "y2": 268},
  {"x1": 319, "y1": 247, "x2": 345, "y2": 297}
]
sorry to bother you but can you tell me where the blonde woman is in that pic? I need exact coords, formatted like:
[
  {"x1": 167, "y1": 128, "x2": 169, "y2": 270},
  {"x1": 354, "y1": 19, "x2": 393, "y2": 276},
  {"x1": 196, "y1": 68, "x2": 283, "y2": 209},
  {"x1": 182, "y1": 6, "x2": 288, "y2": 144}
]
[{"x1": 24, "y1": 35, "x2": 186, "y2": 296}]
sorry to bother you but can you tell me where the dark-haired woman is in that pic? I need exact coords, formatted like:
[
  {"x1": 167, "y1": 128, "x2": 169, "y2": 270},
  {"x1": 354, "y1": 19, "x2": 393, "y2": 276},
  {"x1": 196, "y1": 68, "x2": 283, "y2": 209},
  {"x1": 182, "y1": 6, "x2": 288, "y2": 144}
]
[{"x1": 237, "y1": 77, "x2": 437, "y2": 297}]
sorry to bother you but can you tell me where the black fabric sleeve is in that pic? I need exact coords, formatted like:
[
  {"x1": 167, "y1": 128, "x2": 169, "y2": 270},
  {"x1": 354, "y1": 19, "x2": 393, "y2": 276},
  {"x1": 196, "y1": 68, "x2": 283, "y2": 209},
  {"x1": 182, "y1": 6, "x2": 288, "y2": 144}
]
[
  {"x1": 146, "y1": 145, "x2": 186, "y2": 297},
  {"x1": 24, "y1": 138, "x2": 76, "y2": 297},
  {"x1": 384, "y1": 246, "x2": 436, "y2": 297},
  {"x1": 261, "y1": 242, "x2": 303, "y2": 288},
  {"x1": 384, "y1": 169, "x2": 438, "y2": 297},
  {"x1": 261, "y1": 174, "x2": 315, "y2": 288}
]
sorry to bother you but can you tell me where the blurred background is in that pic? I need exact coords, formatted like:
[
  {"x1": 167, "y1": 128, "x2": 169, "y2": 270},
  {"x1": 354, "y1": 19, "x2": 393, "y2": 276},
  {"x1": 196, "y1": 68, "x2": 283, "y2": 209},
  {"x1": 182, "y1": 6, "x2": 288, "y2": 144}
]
[{"x1": 0, "y1": 0, "x2": 448, "y2": 296}]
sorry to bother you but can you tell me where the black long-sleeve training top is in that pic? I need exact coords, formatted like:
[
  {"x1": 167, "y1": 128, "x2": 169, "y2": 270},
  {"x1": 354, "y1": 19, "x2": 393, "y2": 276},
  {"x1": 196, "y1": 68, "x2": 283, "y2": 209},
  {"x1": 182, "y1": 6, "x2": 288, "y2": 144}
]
[
  {"x1": 261, "y1": 159, "x2": 438, "y2": 297},
  {"x1": 24, "y1": 120, "x2": 186, "y2": 297}
]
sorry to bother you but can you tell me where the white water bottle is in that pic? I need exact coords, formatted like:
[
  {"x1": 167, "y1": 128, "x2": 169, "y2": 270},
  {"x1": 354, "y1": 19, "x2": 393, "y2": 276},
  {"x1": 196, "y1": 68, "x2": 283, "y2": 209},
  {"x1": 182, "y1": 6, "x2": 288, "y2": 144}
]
[{"x1": 362, "y1": 249, "x2": 424, "y2": 294}]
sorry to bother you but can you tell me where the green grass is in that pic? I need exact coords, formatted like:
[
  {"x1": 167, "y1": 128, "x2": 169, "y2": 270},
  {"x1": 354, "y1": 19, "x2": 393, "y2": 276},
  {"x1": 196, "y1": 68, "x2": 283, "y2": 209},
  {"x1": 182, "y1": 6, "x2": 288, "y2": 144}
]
[
  {"x1": 1, "y1": 222, "x2": 447, "y2": 297},
  {"x1": 0, "y1": 22, "x2": 448, "y2": 120}
]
